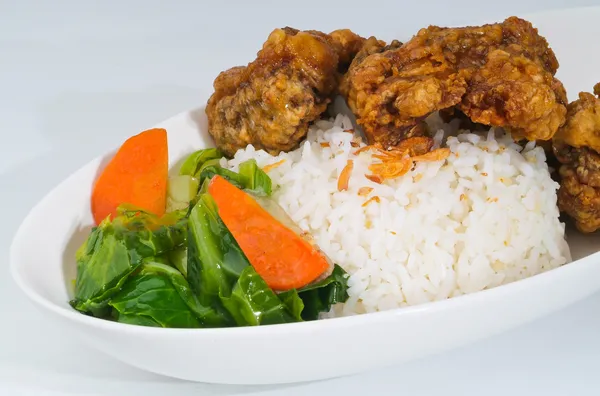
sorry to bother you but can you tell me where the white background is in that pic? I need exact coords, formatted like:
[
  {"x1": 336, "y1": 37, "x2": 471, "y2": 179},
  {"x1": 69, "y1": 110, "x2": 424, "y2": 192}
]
[{"x1": 2, "y1": 1, "x2": 600, "y2": 395}]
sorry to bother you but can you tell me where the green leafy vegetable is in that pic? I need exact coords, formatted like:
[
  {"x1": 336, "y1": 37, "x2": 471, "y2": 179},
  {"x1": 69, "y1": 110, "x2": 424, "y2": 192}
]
[
  {"x1": 186, "y1": 193, "x2": 251, "y2": 326},
  {"x1": 150, "y1": 254, "x2": 171, "y2": 266},
  {"x1": 197, "y1": 159, "x2": 271, "y2": 197},
  {"x1": 198, "y1": 165, "x2": 246, "y2": 189},
  {"x1": 196, "y1": 158, "x2": 222, "y2": 178},
  {"x1": 278, "y1": 289, "x2": 304, "y2": 321},
  {"x1": 70, "y1": 207, "x2": 188, "y2": 316},
  {"x1": 71, "y1": 221, "x2": 136, "y2": 316},
  {"x1": 238, "y1": 159, "x2": 272, "y2": 196},
  {"x1": 114, "y1": 313, "x2": 161, "y2": 327},
  {"x1": 115, "y1": 207, "x2": 187, "y2": 259},
  {"x1": 179, "y1": 148, "x2": 223, "y2": 178},
  {"x1": 282, "y1": 264, "x2": 349, "y2": 321},
  {"x1": 110, "y1": 260, "x2": 201, "y2": 328},
  {"x1": 168, "y1": 247, "x2": 188, "y2": 277},
  {"x1": 221, "y1": 266, "x2": 296, "y2": 326}
]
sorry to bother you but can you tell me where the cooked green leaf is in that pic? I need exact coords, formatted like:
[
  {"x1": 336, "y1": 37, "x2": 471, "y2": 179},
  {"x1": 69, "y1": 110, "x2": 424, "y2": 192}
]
[
  {"x1": 197, "y1": 160, "x2": 272, "y2": 197},
  {"x1": 71, "y1": 219, "x2": 137, "y2": 316},
  {"x1": 198, "y1": 165, "x2": 246, "y2": 189},
  {"x1": 289, "y1": 264, "x2": 349, "y2": 321},
  {"x1": 115, "y1": 209, "x2": 187, "y2": 259},
  {"x1": 195, "y1": 158, "x2": 222, "y2": 179},
  {"x1": 179, "y1": 148, "x2": 223, "y2": 177},
  {"x1": 186, "y1": 193, "x2": 250, "y2": 326},
  {"x1": 238, "y1": 159, "x2": 272, "y2": 196},
  {"x1": 109, "y1": 261, "x2": 200, "y2": 328},
  {"x1": 278, "y1": 289, "x2": 304, "y2": 321},
  {"x1": 115, "y1": 313, "x2": 161, "y2": 327},
  {"x1": 71, "y1": 207, "x2": 188, "y2": 316},
  {"x1": 221, "y1": 266, "x2": 296, "y2": 326},
  {"x1": 168, "y1": 247, "x2": 188, "y2": 277}
]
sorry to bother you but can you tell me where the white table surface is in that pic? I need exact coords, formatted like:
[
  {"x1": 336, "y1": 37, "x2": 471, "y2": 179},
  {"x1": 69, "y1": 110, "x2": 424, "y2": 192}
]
[{"x1": 2, "y1": 1, "x2": 600, "y2": 395}]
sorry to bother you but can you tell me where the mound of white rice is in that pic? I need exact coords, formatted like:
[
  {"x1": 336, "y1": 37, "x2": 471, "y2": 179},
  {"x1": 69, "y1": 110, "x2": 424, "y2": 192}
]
[{"x1": 223, "y1": 113, "x2": 571, "y2": 316}]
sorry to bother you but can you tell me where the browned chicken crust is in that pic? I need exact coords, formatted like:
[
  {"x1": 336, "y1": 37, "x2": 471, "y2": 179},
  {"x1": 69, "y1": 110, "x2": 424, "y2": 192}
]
[
  {"x1": 341, "y1": 17, "x2": 567, "y2": 148},
  {"x1": 554, "y1": 86, "x2": 600, "y2": 153},
  {"x1": 554, "y1": 84, "x2": 600, "y2": 232},
  {"x1": 206, "y1": 27, "x2": 364, "y2": 156},
  {"x1": 328, "y1": 29, "x2": 369, "y2": 72}
]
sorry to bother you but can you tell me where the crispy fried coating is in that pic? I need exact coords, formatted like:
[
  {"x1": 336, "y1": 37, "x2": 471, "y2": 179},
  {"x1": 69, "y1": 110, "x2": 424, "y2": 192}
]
[
  {"x1": 328, "y1": 29, "x2": 368, "y2": 72},
  {"x1": 461, "y1": 49, "x2": 567, "y2": 141},
  {"x1": 554, "y1": 85, "x2": 600, "y2": 232},
  {"x1": 341, "y1": 17, "x2": 567, "y2": 148},
  {"x1": 345, "y1": 36, "x2": 403, "y2": 71},
  {"x1": 554, "y1": 89, "x2": 600, "y2": 153},
  {"x1": 555, "y1": 145, "x2": 600, "y2": 233},
  {"x1": 206, "y1": 27, "x2": 364, "y2": 156}
]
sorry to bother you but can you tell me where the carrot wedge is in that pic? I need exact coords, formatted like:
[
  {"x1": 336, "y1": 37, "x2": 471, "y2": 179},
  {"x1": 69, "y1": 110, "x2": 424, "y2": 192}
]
[
  {"x1": 208, "y1": 175, "x2": 329, "y2": 291},
  {"x1": 91, "y1": 128, "x2": 168, "y2": 225}
]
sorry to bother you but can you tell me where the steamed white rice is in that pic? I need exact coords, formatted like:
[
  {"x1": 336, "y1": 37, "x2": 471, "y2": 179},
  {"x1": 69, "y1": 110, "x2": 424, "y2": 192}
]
[{"x1": 223, "y1": 113, "x2": 571, "y2": 316}]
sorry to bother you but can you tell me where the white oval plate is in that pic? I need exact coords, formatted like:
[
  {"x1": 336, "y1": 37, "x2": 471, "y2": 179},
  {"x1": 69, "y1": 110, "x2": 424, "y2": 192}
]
[{"x1": 10, "y1": 10, "x2": 600, "y2": 385}]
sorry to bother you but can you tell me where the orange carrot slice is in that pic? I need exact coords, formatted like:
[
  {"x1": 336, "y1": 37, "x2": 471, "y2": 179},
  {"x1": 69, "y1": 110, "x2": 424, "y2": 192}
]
[
  {"x1": 91, "y1": 128, "x2": 168, "y2": 225},
  {"x1": 208, "y1": 175, "x2": 329, "y2": 291}
]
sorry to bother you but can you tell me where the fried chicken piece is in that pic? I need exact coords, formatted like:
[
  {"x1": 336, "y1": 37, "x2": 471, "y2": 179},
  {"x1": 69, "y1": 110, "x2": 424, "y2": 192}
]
[
  {"x1": 206, "y1": 27, "x2": 364, "y2": 157},
  {"x1": 341, "y1": 17, "x2": 567, "y2": 148},
  {"x1": 553, "y1": 84, "x2": 600, "y2": 232},
  {"x1": 555, "y1": 145, "x2": 600, "y2": 233},
  {"x1": 554, "y1": 87, "x2": 600, "y2": 152},
  {"x1": 461, "y1": 49, "x2": 567, "y2": 141}
]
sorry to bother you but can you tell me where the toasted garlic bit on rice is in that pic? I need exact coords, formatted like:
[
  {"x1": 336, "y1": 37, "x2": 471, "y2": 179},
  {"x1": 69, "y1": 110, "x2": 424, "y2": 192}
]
[
  {"x1": 360, "y1": 138, "x2": 449, "y2": 183},
  {"x1": 369, "y1": 158, "x2": 412, "y2": 179},
  {"x1": 337, "y1": 160, "x2": 354, "y2": 191},
  {"x1": 362, "y1": 196, "x2": 381, "y2": 207},
  {"x1": 357, "y1": 187, "x2": 374, "y2": 196},
  {"x1": 223, "y1": 113, "x2": 571, "y2": 317},
  {"x1": 262, "y1": 159, "x2": 286, "y2": 172},
  {"x1": 365, "y1": 174, "x2": 383, "y2": 184},
  {"x1": 320, "y1": 142, "x2": 330, "y2": 148}
]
